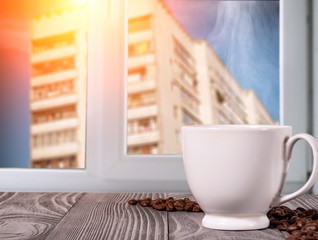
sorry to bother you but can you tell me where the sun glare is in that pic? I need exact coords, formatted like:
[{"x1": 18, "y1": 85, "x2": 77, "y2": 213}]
[{"x1": 74, "y1": 0, "x2": 88, "y2": 5}]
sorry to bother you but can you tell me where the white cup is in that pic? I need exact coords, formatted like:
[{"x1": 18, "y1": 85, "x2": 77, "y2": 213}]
[{"x1": 182, "y1": 125, "x2": 318, "y2": 230}]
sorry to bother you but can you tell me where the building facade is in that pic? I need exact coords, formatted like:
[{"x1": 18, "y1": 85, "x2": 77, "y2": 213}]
[
  {"x1": 127, "y1": 0, "x2": 202, "y2": 154},
  {"x1": 127, "y1": 0, "x2": 275, "y2": 154},
  {"x1": 30, "y1": 7, "x2": 88, "y2": 168}
]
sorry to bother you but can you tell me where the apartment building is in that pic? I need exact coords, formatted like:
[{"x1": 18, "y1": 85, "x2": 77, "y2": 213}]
[
  {"x1": 30, "y1": 7, "x2": 88, "y2": 168},
  {"x1": 127, "y1": 0, "x2": 275, "y2": 154},
  {"x1": 127, "y1": 0, "x2": 202, "y2": 154},
  {"x1": 244, "y1": 90, "x2": 275, "y2": 125},
  {"x1": 194, "y1": 40, "x2": 271, "y2": 125}
]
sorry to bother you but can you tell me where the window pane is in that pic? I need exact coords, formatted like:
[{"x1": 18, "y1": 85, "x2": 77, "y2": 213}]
[
  {"x1": 0, "y1": 0, "x2": 88, "y2": 168},
  {"x1": 127, "y1": 0, "x2": 279, "y2": 154}
]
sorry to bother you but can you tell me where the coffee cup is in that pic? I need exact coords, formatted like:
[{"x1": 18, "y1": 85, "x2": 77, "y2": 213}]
[{"x1": 182, "y1": 125, "x2": 318, "y2": 230}]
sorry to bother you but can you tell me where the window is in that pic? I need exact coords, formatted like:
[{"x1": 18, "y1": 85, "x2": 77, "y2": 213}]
[
  {"x1": 0, "y1": 0, "x2": 312, "y2": 193},
  {"x1": 0, "y1": 0, "x2": 87, "y2": 170},
  {"x1": 32, "y1": 32, "x2": 75, "y2": 53},
  {"x1": 174, "y1": 37, "x2": 191, "y2": 65},
  {"x1": 128, "y1": 41, "x2": 152, "y2": 57},
  {"x1": 182, "y1": 112, "x2": 192, "y2": 125},
  {"x1": 128, "y1": 15, "x2": 152, "y2": 33},
  {"x1": 32, "y1": 57, "x2": 75, "y2": 76}
]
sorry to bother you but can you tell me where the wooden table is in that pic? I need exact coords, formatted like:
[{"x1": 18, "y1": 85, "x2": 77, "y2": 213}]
[{"x1": 0, "y1": 193, "x2": 317, "y2": 240}]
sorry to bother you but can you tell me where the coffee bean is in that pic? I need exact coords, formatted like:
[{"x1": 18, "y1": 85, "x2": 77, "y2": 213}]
[
  {"x1": 152, "y1": 198, "x2": 163, "y2": 206},
  {"x1": 128, "y1": 197, "x2": 202, "y2": 213},
  {"x1": 291, "y1": 230, "x2": 302, "y2": 236},
  {"x1": 153, "y1": 203, "x2": 166, "y2": 211},
  {"x1": 286, "y1": 236, "x2": 300, "y2": 240},
  {"x1": 312, "y1": 213, "x2": 318, "y2": 220},
  {"x1": 184, "y1": 203, "x2": 194, "y2": 212},
  {"x1": 139, "y1": 200, "x2": 150, "y2": 207},
  {"x1": 193, "y1": 204, "x2": 202, "y2": 212},
  {"x1": 296, "y1": 211, "x2": 306, "y2": 218},
  {"x1": 287, "y1": 224, "x2": 299, "y2": 233},
  {"x1": 306, "y1": 231, "x2": 318, "y2": 240},
  {"x1": 174, "y1": 200, "x2": 185, "y2": 211},
  {"x1": 302, "y1": 224, "x2": 318, "y2": 232},
  {"x1": 297, "y1": 207, "x2": 307, "y2": 212},
  {"x1": 290, "y1": 216, "x2": 298, "y2": 224},
  {"x1": 290, "y1": 211, "x2": 298, "y2": 217},
  {"x1": 296, "y1": 219, "x2": 306, "y2": 228},
  {"x1": 281, "y1": 206, "x2": 291, "y2": 212},
  {"x1": 306, "y1": 209, "x2": 317, "y2": 217},
  {"x1": 139, "y1": 201, "x2": 149, "y2": 207},
  {"x1": 267, "y1": 206, "x2": 318, "y2": 240},
  {"x1": 271, "y1": 208, "x2": 284, "y2": 219},
  {"x1": 270, "y1": 218, "x2": 283, "y2": 227},
  {"x1": 166, "y1": 202, "x2": 175, "y2": 211},
  {"x1": 277, "y1": 223, "x2": 288, "y2": 231},
  {"x1": 128, "y1": 199, "x2": 138, "y2": 205}
]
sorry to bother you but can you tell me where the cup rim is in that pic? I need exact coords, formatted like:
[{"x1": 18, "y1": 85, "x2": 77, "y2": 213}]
[{"x1": 182, "y1": 124, "x2": 291, "y2": 131}]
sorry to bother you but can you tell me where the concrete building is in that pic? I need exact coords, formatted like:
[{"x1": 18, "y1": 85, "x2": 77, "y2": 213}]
[
  {"x1": 127, "y1": 0, "x2": 201, "y2": 154},
  {"x1": 243, "y1": 90, "x2": 275, "y2": 125},
  {"x1": 127, "y1": 0, "x2": 275, "y2": 154},
  {"x1": 195, "y1": 40, "x2": 249, "y2": 125},
  {"x1": 30, "y1": 7, "x2": 88, "y2": 168}
]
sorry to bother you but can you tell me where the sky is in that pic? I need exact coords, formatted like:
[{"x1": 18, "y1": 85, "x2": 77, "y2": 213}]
[{"x1": 164, "y1": 0, "x2": 280, "y2": 121}]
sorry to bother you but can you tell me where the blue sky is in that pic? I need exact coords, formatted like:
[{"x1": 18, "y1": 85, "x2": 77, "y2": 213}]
[{"x1": 165, "y1": 0, "x2": 279, "y2": 121}]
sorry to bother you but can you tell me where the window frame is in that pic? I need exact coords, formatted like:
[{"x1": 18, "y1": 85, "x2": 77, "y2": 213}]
[
  {"x1": 312, "y1": 0, "x2": 318, "y2": 194},
  {"x1": 0, "y1": 0, "x2": 311, "y2": 192}
]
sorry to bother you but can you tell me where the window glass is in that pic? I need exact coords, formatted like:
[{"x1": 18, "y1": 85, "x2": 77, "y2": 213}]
[
  {"x1": 127, "y1": 0, "x2": 279, "y2": 154},
  {"x1": 0, "y1": 0, "x2": 88, "y2": 168}
]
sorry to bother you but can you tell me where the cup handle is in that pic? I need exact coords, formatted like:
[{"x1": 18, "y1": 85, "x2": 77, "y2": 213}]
[{"x1": 274, "y1": 134, "x2": 318, "y2": 206}]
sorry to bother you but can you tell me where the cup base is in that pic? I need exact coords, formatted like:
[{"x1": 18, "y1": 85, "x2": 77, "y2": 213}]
[{"x1": 202, "y1": 214, "x2": 269, "y2": 230}]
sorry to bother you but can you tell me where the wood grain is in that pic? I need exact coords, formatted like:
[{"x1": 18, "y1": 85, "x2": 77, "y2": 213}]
[
  {"x1": 45, "y1": 193, "x2": 169, "y2": 240},
  {"x1": 1, "y1": 192, "x2": 318, "y2": 240},
  {"x1": 0, "y1": 192, "x2": 82, "y2": 240}
]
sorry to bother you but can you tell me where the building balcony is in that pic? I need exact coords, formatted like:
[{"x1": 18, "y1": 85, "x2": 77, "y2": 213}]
[
  {"x1": 31, "y1": 45, "x2": 77, "y2": 64},
  {"x1": 128, "y1": 30, "x2": 153, "y2": 44},
  {"x1": 127, "y1": 130, "x2": 159, "y2": 146},
  {"x1": 181, "y1": 100, "x2": 199, "y2": 119},
  {"x1": 127, "y1": 74, "x2": 142, "y2": 83},
  {"x1": 31, "y1": 69, "x2": 77, "y2": 87},
  {"x1": 31, "y1": 94, "x2": 77, "y2": 111},
  {"x1": 127, "y1": 79, "x2": 156, "y2": 94},
  {"x1": 127, "y1": 105, "x2": 158, "y2": 120},
  {"x1": 176, "y1": 80, "x2": 199, "y2": 102},
  {"x1": 31, "y1": 142, "x2": 78, "y2": 160},
  {"x1": 31, "y1": 7, "x2": 87, "y2": 40},
  {"x1": 128, "y1": 54, "x2": 155, "y2": 69},
  {"x1": 31, "y1": 118, "x2": 78, "y2": 135},
  {"x1": 174, "y1": 55, "x2": 196, "y2": 75},
  {"x1": 223, "y1": 104, "x2": 244, "y2": 124}
]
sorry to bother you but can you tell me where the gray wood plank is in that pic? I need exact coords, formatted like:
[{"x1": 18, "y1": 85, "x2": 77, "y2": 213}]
[
  {"x1": 1, "y1": 192, "x2": 318, "y2": 240},
  {"x1": 0, "y1": 192, "x2": 83, "y2": 240},
  {"x1": 168, "y1": 194, "x2": 318, "y2": 240},
  {"x1": 45, "y1": 192, "x2": 169, "y2": 240}
]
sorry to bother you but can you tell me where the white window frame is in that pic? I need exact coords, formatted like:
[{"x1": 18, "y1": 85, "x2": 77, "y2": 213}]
[
  {"x1": 0, "y1": 0, "x2": 311, "y2": 192},
  {"x1": 312, "y1": 0, "x2": 318, "y2": 194}
]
